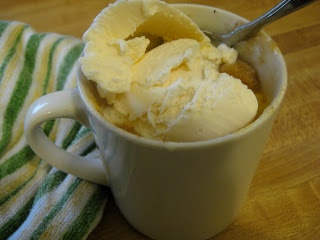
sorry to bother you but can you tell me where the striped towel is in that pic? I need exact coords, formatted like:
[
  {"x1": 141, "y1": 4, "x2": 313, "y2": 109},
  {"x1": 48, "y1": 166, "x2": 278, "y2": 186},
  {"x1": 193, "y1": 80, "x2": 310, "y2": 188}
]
[{"x1": 0, "y1": 21, "x2": 109, "y2": 240}]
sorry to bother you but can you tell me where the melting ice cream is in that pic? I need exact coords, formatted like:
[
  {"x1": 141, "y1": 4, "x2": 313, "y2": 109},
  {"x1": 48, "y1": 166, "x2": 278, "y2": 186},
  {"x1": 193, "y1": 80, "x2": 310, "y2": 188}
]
[{"x1": 80, "y1": 0, "x2": 258, "y2": 142}]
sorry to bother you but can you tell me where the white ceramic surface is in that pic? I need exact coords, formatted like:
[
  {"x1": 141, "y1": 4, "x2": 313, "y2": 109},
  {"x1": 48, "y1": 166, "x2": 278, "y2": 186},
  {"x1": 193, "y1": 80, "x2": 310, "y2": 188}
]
[{"x1": 24, "y1": 4, "x2": 287, "y2": 240}]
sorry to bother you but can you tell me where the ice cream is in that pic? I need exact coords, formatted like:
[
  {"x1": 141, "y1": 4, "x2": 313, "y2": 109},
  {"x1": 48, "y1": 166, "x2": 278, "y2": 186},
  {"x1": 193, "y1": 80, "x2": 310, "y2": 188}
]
[{"x1": 80, "y1": 0, "x2": 258, "y2": 142}]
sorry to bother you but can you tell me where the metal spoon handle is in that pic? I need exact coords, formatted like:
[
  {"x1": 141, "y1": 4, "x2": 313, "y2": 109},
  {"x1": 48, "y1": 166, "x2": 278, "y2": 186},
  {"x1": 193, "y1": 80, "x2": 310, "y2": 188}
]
[{"x1": 224, "y1": 0, "x2": 316, "y2": 46}]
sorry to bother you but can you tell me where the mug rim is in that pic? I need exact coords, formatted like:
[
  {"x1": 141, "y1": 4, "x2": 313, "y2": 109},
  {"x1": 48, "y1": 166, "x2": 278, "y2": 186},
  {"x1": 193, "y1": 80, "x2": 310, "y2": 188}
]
[{"x1": 77, "y1": 3, "x2": 287, "y2": 150}]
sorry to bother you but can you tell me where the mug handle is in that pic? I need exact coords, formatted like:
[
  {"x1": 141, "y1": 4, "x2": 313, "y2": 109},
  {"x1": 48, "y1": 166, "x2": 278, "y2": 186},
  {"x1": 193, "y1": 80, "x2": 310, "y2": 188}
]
[{"x1": 24, "y1": 88, "x2": 109, "y2": 186}]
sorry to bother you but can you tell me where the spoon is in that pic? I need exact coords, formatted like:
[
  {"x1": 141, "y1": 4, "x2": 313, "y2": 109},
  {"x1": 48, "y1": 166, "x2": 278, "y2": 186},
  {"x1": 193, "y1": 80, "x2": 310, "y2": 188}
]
[{"x1": 203, "y1": 0, "x2": 316, "y2": 47}]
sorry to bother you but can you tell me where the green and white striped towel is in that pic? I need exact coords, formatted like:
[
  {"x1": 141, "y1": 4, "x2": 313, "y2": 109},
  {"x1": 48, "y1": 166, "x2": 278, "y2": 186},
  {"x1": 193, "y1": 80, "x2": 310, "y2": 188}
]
[{"x1": 0, "y1": 21, "x2": 109, "y2": 240}]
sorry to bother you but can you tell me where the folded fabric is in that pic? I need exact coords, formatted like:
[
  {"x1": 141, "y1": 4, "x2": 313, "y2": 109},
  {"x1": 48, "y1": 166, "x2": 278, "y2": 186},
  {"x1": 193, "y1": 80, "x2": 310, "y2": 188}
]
[{"x1": 0, "y1": 21, "x2": 109, "y2": 240}]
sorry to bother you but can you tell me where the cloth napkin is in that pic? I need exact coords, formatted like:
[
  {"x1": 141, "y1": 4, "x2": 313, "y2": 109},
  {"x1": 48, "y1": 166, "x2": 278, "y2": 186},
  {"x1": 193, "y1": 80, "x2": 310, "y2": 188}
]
[{"x1": 0, "y1": 21, "x2": 109, "y2": 240}]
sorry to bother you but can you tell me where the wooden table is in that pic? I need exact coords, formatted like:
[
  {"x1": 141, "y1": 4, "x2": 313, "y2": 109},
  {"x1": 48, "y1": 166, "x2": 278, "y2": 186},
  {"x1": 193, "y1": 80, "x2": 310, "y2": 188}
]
[{"x1": 1, "y1": 0, "x2": 319, "y2": 239}]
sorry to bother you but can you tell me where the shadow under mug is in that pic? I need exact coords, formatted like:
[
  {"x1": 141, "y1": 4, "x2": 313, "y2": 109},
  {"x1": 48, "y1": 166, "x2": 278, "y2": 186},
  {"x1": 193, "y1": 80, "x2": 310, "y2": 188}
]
[{"x1": 24, "y1": 4, "x2": 287, "y2": 240}]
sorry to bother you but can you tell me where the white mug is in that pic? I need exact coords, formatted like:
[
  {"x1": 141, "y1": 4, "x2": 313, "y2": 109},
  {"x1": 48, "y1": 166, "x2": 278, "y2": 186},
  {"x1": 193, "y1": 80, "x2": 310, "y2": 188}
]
[{"x1": 24, "y1": 4, "x2": 287, "y2": 240}]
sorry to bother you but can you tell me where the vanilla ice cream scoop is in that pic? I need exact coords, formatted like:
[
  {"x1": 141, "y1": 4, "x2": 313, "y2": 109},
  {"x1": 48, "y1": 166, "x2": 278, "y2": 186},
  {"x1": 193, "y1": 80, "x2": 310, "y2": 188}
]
[{"x1": 80, "y1": 0, "x2": 258, "y2": 142}]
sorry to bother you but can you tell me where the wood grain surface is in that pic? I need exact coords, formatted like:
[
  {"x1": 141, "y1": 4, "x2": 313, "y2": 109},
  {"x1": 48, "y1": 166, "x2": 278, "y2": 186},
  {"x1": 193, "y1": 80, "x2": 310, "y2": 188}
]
[{"x1": 1, "y1": 0, "x2": 319, "y2": 239}]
